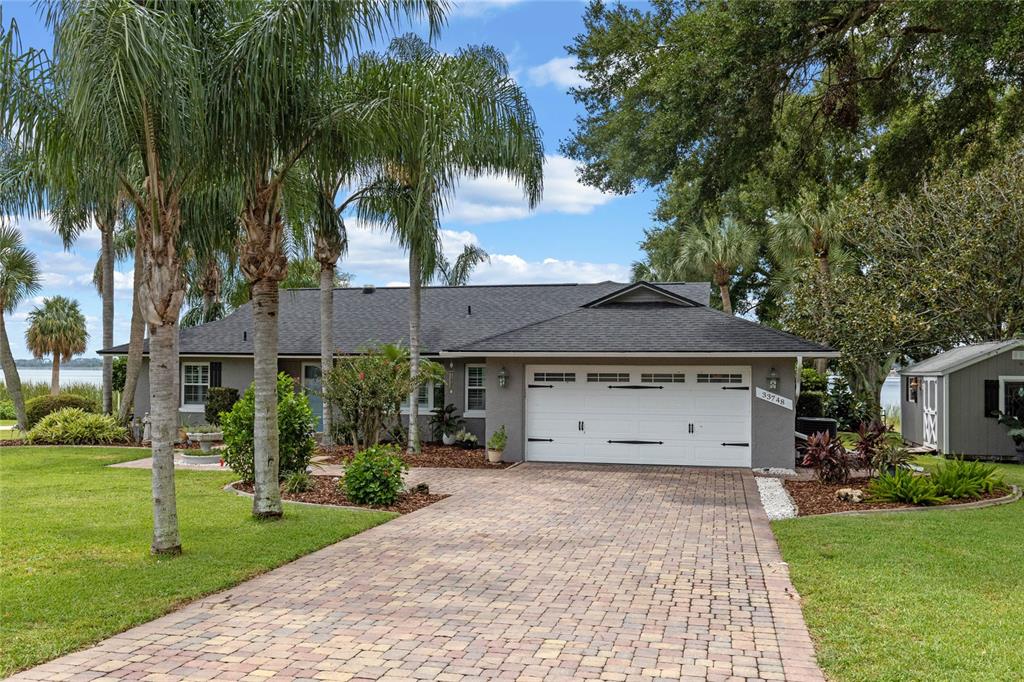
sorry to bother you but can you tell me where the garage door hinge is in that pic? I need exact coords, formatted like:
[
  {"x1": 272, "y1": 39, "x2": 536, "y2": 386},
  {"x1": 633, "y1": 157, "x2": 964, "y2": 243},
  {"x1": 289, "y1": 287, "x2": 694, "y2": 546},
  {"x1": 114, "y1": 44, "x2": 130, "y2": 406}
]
[
  {"x1": 607, "y1": 439, "x2": 664, "y2": 445},
  {"x1": 722, "y1": 386, "x2": 750, "y2": 390},
  {"x1": 528, "y1": 437, "x2": 554, "y2": 442},
  {"x1": 721, "y1": 442, "x2": 750, "y2": 447}
]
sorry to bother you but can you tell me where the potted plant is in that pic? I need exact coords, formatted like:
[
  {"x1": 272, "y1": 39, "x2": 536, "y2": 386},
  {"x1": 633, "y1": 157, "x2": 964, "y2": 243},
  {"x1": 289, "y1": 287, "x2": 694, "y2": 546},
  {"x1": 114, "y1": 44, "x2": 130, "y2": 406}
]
[
  {"x1": 453, "y1": 429, "x2": 478, "y2": 449},
  {"x1": 429, "y1": 403, "x2": 464, "y2": 445},
  {"x1": 185, "y1": 423, "x2": 224, "y2": 453},
  {"x1": 486, "y1": 425, "x2": 507, "y2": 464}
]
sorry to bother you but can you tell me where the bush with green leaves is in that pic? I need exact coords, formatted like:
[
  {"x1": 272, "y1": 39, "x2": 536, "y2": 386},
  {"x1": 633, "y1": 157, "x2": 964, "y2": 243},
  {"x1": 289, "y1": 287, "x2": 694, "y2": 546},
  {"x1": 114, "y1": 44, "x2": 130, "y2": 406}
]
[
  {"x1": 283, "y1": 470, "x2": 312, "y2": 494},
  {"x1": 112, "y1": 356, "x2": 127, "y2": 393},
  {"x1": 27, "y1": 408, "x2": 129, "y2": 445},
  {"x1": 0, "y1": 399, "x2": 15, "y2": 420},
  {"x1": 221, "y1": 373, "x2": 316, "y2": 483},
  {"x1": 342, "y1": 444, "x2": 408, "y2": 506},
  {"x1": 204, "y1": 387, "x2": 239, "y2": 426},
  {"x1": 931, "y1": 459, "x2": 1005, "y2": 499},
  {"x1": 867, "y1": 469, "x2": 947, "y2": 505},
  {"x1": 825, "y1": 376, "x2": 871, "y2": 431},
  {"x1": 25, "y1": 394, "x2": 99, "y2": 429},
  {"x1": 796, "y1": 390, "x2": 825, "y2": 418},
  {"x1": 487, "y1": 425, "x2": 507, "y2": 451},
  {"x1": 800, "y1": 367, "x2": 828, "y2": 392}
]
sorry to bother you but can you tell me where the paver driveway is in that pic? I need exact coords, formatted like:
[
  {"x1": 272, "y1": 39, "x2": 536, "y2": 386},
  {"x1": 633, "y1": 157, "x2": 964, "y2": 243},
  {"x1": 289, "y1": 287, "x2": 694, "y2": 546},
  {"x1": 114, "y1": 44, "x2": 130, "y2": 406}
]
[{"x1": 12, "y1": 465, "x2": 822, "y2": 682}]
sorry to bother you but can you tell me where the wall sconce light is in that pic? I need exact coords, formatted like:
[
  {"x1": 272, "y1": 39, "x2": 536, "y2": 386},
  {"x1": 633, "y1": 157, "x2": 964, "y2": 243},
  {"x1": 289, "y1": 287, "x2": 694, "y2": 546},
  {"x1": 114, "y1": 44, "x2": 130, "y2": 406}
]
[
  {"x1": 767, "y1": 367, "x2": 779, "y2": 392},
  {"x1": 497, "y1": 366, "x2": 509, "y2": 388},
  {"x1": 446, "y1": 361, "x2": 455, "y2": 394}
]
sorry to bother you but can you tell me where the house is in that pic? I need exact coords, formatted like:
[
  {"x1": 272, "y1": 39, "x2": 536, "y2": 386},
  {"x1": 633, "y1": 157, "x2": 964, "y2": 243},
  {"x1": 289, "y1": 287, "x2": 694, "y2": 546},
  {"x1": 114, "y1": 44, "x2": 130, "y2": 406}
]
[
  {"x1": 100, "y1": 281, "x2": 836, "y2": 468},
  {"x1": 900, "y1": 339, "x2": 1024, "y2": 458}
]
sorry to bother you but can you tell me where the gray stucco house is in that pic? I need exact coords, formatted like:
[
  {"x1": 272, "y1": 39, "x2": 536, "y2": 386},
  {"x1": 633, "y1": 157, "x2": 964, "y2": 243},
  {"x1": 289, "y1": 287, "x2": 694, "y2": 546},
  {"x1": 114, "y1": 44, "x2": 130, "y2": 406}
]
[
  {"x1": 101, "y1": 281, "x2": 835, "y2": 469},
  {"x1": 900, "y1": 339, "x2": 1024, "y2": 458}
]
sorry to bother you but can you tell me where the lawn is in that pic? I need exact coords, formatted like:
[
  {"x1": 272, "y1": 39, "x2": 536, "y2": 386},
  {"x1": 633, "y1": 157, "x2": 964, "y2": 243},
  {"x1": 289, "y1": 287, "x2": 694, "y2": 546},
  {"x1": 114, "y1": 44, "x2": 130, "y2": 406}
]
[
  {"x1": 0, "y1": 446, "x2": 395, "y2": 677},
  {"x1": 0, "y1": 419, "x2": 24, "y2": 440},
  {"x1": 773, "y1": 457, "x2": 1024, "y2": 681}
]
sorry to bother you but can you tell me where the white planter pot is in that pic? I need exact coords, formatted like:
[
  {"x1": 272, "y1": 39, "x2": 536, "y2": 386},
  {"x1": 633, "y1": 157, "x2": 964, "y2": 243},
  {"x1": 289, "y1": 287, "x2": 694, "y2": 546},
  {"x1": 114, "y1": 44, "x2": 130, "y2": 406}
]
[
  {"x1": 442, "y1": 433, "x2": 456, "y2": 446},
  {"x1": 487, "y1": 449, "x2": 503, "y2": 464}
]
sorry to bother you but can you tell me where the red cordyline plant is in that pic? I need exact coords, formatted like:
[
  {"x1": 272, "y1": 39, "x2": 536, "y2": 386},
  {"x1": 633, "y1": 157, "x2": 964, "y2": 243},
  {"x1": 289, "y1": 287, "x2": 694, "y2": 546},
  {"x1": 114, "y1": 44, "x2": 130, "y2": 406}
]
[
  {"x1": 801, "y1": 431, "x2": 851, "y2": 484},
  {"x1": 852, "y1": 420, "x2": 889, "y2": 475}
]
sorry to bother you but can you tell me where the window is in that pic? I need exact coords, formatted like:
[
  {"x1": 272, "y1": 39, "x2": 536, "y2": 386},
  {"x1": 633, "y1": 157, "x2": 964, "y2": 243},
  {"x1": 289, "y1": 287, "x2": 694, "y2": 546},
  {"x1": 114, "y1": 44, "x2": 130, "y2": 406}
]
[
  {"x1": 587, "y1": 372, "x2": 630, "y2": 383},
  {"x1": 401, "y1": 382, "x2": 432, "y2": 410},
  {"x1": 466, "y1": 365, "x2": 486, "y2": 414},
  {"x1": 182, "y1": 363, "x2": 210, "y2": 406},
  {"x1": 533, "y1": 372, "x2": 575, "y2": 383},
  {"x1": 906, "y1": 377, "x2": 920, "y2": 403},
  {"x1": 641, "y1": 373, "x2": 686, "y2": 383},
  {"x1": 1004, "y1": 380, "x2": 1024, "y2": 420},
  {"x1": 697, "y1": 373, "x2": 743, "y2": 384}
]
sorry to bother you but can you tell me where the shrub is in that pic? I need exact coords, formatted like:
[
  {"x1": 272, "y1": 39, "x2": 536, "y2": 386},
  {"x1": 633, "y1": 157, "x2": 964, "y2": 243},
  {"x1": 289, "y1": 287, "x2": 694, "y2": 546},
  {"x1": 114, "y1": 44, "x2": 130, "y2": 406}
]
[
  {"x1": 27, "y1": 408, "x2": 129, "y2": 445},
  {"x1": 453, "y1": 429, "x2": 479, "y2": 449},
  {"x1": 112, "y1": 356, "x2": 127, "y2": 393},
  {"x1": 204, "y1": 387, "x2": 239, "y2": 426},
  {"x1": 800, "y1": 367, "x2": 828, "y2": 392},
  {"x1": 487, "y1": 425, "x2": 507, "y2": 451},
  {"x1": 25, "y1": 393, "x2": 99, "y2": 429},
  {"x1": 800, "y1": 431, "x2": 850, "y2": 484},
  {"x1": 872, "y1": 441, "x2": 912, "y2": 474},
  {"x1": 825, "y1": 376, "x2": 871, "y2": 431},
  {"x1": 283, "y1": 470, "x2": 312, "y2": 494},
  {"x1": 343, "y1": 444, "x2": 407, "y2": 506},
  {"x1": 0, "y1": 399, "x2": 15, "y2": 420},
  {"x1": 932, "y1": 459, "x2": 1005, "y2": 499},
  {"x1": 221, "y1": 373, "x2": 316, "y2": 483},
  {"x1": 429, "y1": 403, "x2": 464, "y2": 441},
  {"x1": 796, "y1": 390, "x2": 825, "y2": 418},
  {"x1": 852, "y1": 420, "x2": 889, "y2": 473},
  {"x1": 867, "y1": 469, "x2": 947, "y2": 505}
]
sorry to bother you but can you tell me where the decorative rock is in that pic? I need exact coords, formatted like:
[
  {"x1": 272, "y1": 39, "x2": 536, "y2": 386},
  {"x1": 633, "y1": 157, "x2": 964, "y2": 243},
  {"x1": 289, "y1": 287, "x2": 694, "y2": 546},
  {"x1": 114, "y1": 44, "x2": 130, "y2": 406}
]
[
  {"x1": 836, "y1": 487, "x2": 865, "y2": 503},
  {"x1": 755, "y1": 476, "x2": 798, "y2": 520}
]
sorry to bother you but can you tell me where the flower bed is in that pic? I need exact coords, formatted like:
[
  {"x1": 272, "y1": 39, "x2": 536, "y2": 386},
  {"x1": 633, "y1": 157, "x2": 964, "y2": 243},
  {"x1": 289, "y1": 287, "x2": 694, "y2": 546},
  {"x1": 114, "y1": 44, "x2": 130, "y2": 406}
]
[
  {"x1": 319, "y1": 443, "x2": 513, "y2": 469},
  {"x1": 231, "y1": 477, "x2": 448, "y2": 514},
  {"x1": 784, "y1": 478, "x2": 1012, "y2": 516}
]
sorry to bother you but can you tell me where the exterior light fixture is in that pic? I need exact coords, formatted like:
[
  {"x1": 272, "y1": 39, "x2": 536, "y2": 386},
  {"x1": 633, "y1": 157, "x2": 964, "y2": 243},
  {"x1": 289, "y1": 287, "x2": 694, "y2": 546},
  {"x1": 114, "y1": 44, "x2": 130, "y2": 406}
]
[
  {"x1": 446, "y1": 361, "x2": 455, "y2": 394},
  {"x1": 497, "y1": 366, "x2": 509, "y2": 388},
  {"x1": 767, "y1": 367, "x2": 779, "y2": 392}
]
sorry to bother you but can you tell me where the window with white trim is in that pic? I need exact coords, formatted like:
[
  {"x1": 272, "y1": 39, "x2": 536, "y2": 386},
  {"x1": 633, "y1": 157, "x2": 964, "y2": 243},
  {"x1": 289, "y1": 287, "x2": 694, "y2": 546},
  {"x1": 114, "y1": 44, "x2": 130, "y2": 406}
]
[
  {"x1": 641, "y1": 373, "x2": 686, "y2": 383},
  {"x1": 533, "y1": 372, "x2": 575, "y2": 382},
  {"x1": 401, "y1": 382, "x2": 433, "y2": 411},
  {"x1": 697, "y1": 372, "x2": 743, "y2": 384},
  {"x1": 587, "y1": 372, "x2": 630, "y2": 383},
  {"x1": 182, "y1": 363, "x2": 210, "y2": 406},
  {"x1": 466, "y1": 365, "x2": 486, "y2": 413}
]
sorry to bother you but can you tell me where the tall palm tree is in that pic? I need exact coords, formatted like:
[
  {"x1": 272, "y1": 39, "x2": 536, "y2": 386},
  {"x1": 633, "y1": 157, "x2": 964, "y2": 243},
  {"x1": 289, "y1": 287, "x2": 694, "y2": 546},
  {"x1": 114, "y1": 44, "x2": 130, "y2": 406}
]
[
  {"x1": 678, "y1": 216, "x2": 757, "y2": 315},
  {"x1": 214, "y1": 2, "x2": 444, "y2": 518},
  {"x1": 436, "y1": 244, "x2": 489, "y2": 286},
  {"x1": 0, "y1": 224, "x2": 40, "y2": 429},
  {"x1": 769, "y1": 192, "x2": 845, "y2": 278},
  {"x1": 25, "y1": 296, "x2": 88, "y2": 395},
  {"x1": 356, "y1": 37, "x2": 544, "y2": 453}
]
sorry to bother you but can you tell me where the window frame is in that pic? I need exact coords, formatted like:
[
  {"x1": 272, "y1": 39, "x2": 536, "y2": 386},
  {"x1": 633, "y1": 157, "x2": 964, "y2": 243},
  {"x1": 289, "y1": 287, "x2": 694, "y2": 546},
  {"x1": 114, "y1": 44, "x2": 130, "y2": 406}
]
[
  {"x1": 181, "y1": 362, "x2": 211, "y2": 412},
  {"x1": 906, "y1": 376, "x2": 920, "y2": 403},
  {"x1": 999, "y1": 376, "x2": 1024, "y2": 420},
  {"x1": 465, "y1": 364, "x2": 487, "y2": 417},
  {"x1": 400, "y1": 381, "x2": 434, "y2": 414}
]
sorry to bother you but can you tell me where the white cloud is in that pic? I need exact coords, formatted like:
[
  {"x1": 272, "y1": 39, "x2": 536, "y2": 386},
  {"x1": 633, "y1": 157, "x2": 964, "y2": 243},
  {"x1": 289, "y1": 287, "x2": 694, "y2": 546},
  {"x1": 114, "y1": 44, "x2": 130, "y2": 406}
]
[
  {"x1": 450, "y1": 0, "x2": 524, "y2": 18},
  {"x1": 527, "y1": 56, "x2": 585, "y2": 89},
  {"x1": 447, "y1": 155, "x2": 613, "y2": 225},
  {"x1": 470, "y1": 254, "x2": 628, "y2": 285}
]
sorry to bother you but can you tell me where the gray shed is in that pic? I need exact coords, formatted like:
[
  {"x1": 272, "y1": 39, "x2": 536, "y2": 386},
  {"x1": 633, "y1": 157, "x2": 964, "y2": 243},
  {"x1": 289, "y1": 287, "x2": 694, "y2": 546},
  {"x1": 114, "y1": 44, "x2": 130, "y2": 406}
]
[{"x1": 900, "y1": 340, "x2": 1024, "y2": 458}]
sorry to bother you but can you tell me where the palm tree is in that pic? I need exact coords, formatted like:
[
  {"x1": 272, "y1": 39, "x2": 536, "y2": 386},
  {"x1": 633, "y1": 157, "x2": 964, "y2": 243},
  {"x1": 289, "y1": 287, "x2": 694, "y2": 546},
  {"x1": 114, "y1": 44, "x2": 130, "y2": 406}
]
[
  {"x1": 25, "y1": 296, "x2": 88, "y2": 395},
  {"x1": 769, "y1": 192, "x2": 845, "y2": 278},
  {"x1": 436, "y1": 244, "x2": 489, "y2": 286},
  {"x1": 0, "y1": 225, "x2": 40, "y2": 429},
  {"x1": 356, "y1": 37, "x2": 544, "y2": 453},
  {"x1": 214, "y1": 2, "x2": 444, "y2": 518},
  {"x1": 678, "y1": 216, "x2": 757, "y2": 315}
]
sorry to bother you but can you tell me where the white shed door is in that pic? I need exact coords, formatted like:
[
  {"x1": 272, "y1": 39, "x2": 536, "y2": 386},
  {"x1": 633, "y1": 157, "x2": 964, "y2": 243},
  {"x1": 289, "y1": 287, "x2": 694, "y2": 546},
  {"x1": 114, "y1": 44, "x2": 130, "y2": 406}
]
[{"x1": 525, "y1": 365, "x2": 751, "y2": 467}]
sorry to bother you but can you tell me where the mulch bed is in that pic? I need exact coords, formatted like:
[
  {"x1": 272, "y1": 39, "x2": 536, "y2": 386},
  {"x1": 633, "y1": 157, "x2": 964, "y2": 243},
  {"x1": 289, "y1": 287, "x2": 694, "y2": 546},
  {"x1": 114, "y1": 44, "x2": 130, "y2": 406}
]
[
  {"x1": 784, "y1": 478, "x2": 1011, "y2": 516},
  {"x1": 232, "y1": 477, "x2": 448, "y2": 514},
  {"x1": 318, "y1": 443, "x2": 513, "y2": 469}
]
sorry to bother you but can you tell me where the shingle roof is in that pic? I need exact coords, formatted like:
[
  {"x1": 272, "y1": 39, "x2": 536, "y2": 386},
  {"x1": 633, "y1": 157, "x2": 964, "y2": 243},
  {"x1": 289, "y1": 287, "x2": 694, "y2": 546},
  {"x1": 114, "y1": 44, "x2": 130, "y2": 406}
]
[
  {"x1": 900, "y1": 339, "x2": 1024, "y2": 376},
  {"x1": 99, "y1": 281, "x2": 832, "y2": 357}
]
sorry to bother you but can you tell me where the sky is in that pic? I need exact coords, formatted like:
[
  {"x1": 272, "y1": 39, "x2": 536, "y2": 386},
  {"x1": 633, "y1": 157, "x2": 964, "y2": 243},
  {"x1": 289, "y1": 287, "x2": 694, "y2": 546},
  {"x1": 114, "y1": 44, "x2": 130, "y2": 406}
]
[{"x1": 1, "y1": 0, "x2": 658, "y2": 356}]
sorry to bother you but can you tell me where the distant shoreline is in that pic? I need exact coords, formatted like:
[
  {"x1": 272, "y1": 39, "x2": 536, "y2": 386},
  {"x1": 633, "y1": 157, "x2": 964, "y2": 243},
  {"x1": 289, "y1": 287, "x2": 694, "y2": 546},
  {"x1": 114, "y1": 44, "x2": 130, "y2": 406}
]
[{"x1": 14, "y1": 360, "x2": 103, "y2": 369}]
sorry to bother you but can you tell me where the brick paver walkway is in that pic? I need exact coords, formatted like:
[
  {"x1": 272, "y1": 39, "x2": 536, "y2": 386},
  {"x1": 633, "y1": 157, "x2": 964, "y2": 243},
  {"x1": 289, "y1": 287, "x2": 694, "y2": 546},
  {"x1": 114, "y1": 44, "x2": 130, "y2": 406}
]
[{"x1": 12, "y1": 464, "x2": 822, "y2": 681}]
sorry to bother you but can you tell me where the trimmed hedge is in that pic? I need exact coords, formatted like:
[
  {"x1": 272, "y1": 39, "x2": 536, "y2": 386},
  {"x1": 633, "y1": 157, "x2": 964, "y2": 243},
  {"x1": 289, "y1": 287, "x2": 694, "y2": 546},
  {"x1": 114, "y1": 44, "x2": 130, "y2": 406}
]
[
  {"x1": 0, "y1": 399, "x2": 15, "y2": 421},
  {"x1": 204, "y1": 387, "x2": 239, "y2": 426},
  {"x1": 28, "y1": 408, "x2": 129, "y2": 445},
  {"x1": 797, "y1": 390, "x2": 826, "y2": 418},
  {"x1": 25, "y1": 394, "x2": 99, "y2": 429}
]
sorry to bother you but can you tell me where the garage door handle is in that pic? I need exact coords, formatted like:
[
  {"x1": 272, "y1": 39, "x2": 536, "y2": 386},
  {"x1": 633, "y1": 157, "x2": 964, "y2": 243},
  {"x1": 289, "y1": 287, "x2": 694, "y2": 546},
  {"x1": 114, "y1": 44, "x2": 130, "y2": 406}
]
[
  {"x1": 722, "y1": 386, "x2": 750, "y2": 390},
  {"x1": 608, "y1": 385, "x2": 663, "y2": 389},
  {"x1": 528, "y1": 384, "x2": 553, "y2": 388},
  {"x1": 528, "y1": 437, "x2": 554, "y2": 442},
  {"x1": 607, "y1": 439, "x2": 663, "y2": 445},
  {"x1": 721, "y1": 442, "x2": 749, "y2": 447}
]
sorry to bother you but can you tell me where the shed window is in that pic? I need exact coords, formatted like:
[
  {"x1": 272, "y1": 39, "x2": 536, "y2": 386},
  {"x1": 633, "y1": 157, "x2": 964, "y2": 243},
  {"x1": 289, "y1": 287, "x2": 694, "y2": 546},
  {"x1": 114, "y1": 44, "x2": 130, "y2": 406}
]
[
  {"x1": 906, "y1": 377, "x2": 920, "y2": 403},
  {"x1": 1006, "y1": 382, "x2": 1024, "y2": 420}
]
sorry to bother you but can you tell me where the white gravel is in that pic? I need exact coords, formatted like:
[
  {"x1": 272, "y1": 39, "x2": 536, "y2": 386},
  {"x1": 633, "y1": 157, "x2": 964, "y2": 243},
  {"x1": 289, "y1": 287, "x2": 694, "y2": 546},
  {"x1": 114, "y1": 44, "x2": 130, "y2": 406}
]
[
  {"x1": 753, "y1": 467, "x2": 797, "y2": 476},
  {"x1": 755, "y1": 476, "x2": 798, "y2": 520}
]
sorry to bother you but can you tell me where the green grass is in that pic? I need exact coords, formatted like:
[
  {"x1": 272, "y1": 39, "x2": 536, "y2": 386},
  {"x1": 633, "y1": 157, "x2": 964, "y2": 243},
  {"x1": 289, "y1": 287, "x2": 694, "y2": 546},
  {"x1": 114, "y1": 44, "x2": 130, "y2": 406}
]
[
  {"x1": 0, "y1": 420, "x2": 24, "y2": 440},
  {"x1": 0, "y1": 447, "x2": 395, "y2": 677},
  {"x1": 837, "y1": 430, "x2": 904, "y2": 449},
  {"x1": 773, "y1": 458, "x2": 1024, "y2": 681}
]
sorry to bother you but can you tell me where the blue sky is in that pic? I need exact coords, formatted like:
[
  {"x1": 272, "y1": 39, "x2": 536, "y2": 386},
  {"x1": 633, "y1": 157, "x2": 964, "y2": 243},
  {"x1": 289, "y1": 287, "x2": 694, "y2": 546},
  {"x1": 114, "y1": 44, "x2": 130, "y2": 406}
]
[{"x1": 2, "y1": 0, "x2": 658, "y2": 355}]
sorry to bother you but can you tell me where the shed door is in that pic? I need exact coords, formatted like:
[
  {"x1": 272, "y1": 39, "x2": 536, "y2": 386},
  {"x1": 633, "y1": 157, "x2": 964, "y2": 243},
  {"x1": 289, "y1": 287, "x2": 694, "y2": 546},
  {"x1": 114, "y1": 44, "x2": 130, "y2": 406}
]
[{"x1": 921, "y1": 377, "x2": 938, "y2": 448}]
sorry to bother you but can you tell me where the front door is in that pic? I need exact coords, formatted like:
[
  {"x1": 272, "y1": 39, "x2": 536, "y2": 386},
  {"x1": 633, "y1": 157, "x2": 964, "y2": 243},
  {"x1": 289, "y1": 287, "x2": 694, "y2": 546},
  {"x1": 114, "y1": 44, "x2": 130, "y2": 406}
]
[
  {"x1": 302, "y1": 364, "x2": 324, "y2": 432},
  {"x1": 921, "y1": 377, "x2": 938, "y2": 448}
]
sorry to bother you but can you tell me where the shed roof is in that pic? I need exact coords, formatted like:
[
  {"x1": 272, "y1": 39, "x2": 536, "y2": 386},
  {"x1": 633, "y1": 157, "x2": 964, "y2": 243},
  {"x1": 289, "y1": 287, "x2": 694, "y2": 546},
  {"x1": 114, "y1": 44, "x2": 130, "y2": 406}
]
[{"x1": 900, "y1": 339, "x2": 1024, "y2": 376}]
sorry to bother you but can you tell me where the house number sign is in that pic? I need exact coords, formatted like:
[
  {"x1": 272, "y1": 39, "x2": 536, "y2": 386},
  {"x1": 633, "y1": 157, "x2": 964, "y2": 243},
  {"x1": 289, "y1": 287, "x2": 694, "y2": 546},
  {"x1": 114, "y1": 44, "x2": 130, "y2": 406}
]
[{"x1": 756, "y1": 387, "x2": 793, "y2": 410}]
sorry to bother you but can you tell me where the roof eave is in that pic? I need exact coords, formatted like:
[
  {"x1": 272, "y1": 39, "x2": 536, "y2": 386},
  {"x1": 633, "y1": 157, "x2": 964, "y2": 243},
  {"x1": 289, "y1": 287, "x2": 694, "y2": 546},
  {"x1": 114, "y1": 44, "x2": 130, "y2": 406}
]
[{"x1": 440, "y1": 350, "x2": 841, "y2": 358}]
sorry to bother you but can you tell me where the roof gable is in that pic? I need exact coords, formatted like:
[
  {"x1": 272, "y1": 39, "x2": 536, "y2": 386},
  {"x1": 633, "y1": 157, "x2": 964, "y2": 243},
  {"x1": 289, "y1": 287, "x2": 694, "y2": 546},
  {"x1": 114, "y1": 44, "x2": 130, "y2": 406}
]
[{"x1": 582, "y1": 282, "x2": 703, "y2": 308}]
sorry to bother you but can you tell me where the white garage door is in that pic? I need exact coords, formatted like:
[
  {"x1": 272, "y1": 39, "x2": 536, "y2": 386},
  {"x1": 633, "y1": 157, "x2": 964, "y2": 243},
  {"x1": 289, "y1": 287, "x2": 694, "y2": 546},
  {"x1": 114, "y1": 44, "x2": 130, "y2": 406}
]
[{"x1": 525, "y1": 365, "x2": 751, "y2": 467}]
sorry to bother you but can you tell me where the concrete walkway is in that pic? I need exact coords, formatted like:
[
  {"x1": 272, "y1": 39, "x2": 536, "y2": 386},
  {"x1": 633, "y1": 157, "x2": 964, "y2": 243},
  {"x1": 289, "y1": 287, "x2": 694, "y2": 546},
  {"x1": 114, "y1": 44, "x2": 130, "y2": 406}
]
[{"x1": 12, "y1": 464, "x2": 822, "y2": 681}]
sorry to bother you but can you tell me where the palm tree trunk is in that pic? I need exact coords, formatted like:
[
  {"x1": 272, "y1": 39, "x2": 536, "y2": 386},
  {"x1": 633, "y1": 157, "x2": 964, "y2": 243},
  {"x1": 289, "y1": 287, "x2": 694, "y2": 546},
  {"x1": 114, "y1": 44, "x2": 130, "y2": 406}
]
[
  {"x1": 118, "y1": 240, "x2": 146, "y2": 425},
  {"x1": 407, "y1": 251, "x2": 422, "y2": 454},
  {"x1": 319, "y1": 262, "x2": 334, "y2": 446},
  {"x1": 717, "y1": 281, "x2": 734, "y2": 316},
  {"x1": 148, "y1": 321, "x2": 181, "y2": 554},
  {"x1": 101, "y1": 222, "x2": 115, "y2": 413},
  {"x1": 251, "y1": 278, "x2": 282, "y2": 518},
  {"x1": 50, "y1": 356, "x2": 60, "y2": 395},
  {"x1": 0, "y1": 314, "x2": 28, "y2": 430}
]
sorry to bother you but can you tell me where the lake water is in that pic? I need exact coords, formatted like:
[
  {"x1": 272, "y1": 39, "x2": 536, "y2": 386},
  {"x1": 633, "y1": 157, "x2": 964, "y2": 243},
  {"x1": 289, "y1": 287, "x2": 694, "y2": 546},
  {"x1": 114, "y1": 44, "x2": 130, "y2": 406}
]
[
  {"x1": 881, "y1": 375, "x2": 900, "y2": 411},
  {"x1": 12, "y1": 368, "x2": 104, "y2": 387}
]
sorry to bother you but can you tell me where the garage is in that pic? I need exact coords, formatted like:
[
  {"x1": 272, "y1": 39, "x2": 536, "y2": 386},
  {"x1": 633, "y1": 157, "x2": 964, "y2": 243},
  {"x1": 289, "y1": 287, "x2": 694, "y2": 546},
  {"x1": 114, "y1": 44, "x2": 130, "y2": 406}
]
[{"x1": 524, "y1": 365, "x2": 752, "y2": 466}]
